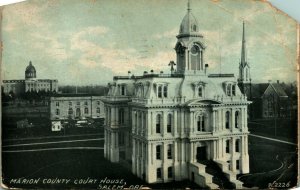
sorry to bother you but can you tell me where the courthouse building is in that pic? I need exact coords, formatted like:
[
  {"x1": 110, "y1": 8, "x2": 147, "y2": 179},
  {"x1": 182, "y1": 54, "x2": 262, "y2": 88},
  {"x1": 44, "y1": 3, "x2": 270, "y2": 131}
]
[
  {"x1": 102, "y1": 3, "x2": 250, "y2": 189},
  {"x1": 2, "y1": 61, "x2": 58, "y2": 95}
]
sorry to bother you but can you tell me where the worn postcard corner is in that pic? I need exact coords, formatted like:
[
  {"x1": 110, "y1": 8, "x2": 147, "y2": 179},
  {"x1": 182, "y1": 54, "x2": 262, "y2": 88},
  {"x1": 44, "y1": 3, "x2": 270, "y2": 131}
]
[{"x1": 1, "y1": 0, "x2": 299, "y2": 189}]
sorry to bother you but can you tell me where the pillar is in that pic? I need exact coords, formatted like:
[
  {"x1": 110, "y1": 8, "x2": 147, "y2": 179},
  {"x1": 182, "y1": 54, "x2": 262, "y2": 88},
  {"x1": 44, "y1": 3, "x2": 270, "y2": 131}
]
[
  {"x1": 174, "y1": 110, "x2": 178, "y2": 136},
  {"x1": 212, "y1": 110, "x2": 216, "y2": 132}
]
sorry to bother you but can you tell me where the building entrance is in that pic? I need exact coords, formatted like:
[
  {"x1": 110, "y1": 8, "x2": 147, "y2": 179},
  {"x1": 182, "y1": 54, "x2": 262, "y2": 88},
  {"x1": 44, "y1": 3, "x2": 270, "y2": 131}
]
[{"x1": 196, "y1": 146, "x2": 207, "y2": 161}]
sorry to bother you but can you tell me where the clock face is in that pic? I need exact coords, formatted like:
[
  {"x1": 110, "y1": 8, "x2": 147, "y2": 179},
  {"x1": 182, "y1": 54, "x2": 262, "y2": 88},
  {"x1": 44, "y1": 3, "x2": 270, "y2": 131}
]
[{"x1": 191, "y1": 45, "x2": 199, "y2": 55}]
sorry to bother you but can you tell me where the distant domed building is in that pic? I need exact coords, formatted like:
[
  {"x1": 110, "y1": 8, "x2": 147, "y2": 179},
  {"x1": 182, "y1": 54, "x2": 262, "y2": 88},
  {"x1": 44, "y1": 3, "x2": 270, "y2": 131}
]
[
  {"x1": 25, "y1": 61, "x2": 37, "y2": 80},
  {"x1": 2, "y1": 61, "x2": 58, "y2": 95},
  {"x1": 102, "y1": 2, "x2": 250, "y2": 189}
]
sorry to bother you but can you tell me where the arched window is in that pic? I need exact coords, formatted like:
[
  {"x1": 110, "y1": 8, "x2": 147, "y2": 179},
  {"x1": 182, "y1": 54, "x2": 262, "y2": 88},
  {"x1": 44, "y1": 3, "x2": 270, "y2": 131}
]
[
  {"x1": 119, "y1": 108, "x2": 125, "y2": 124},
  {"x1": 197, "y1": 115, "x2": 205, "y2": 131},
  {"x1": 191, "y1": 45, "x2": 200, "y2": 70},
  {"x1": 192, "y1": 24, "x2": 197, "y2": 31},
  {"x1": 156, "y1": 114, "x2": 161, "y2": 133},
  {"x1": 235, "y1": 139, "x2": 240, "y2": 152},
  {"x1": 96, "y1": 107, "x2": 100, "y2": 114},
  {"x1": 167, "y1": 114, "x2": 172, "y2": 133},
  {"x1": 225, "y1": 111, "x2": 230, "y2": 129},
  {"x1": 158, "y1": 86, "x2": 162, "y2": 98},
  {"x1": 68, "y1": 108, "x2": 73, "y2": 115},
  {"x1": 56, "y1": 109, "x2": 60, "y2": 115},
  {"x1": 235, "y1": 111, "x2": 239, "y2": 128},
  {"x1": 163, "y1": 86, "x2": 168, "y2": 98},
  {"x1": 198, "y1": 86, "x2": 203, "y2": 97},
  {"x1": 84, "y1": 107, "x2": 89, "y2": 114}
]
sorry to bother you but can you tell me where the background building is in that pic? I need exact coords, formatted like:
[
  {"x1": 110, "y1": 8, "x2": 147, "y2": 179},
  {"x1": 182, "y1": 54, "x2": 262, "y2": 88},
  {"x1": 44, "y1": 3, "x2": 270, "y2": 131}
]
[
  {"x1": 2, "y1": 61, "x2": 58, "y2": 95},
  {"x1": 49, "y1": 94, "x2": 105, "y2": 121},
  {"x1": 102, "y1": 3, "x2": 250, "y2": 189}
]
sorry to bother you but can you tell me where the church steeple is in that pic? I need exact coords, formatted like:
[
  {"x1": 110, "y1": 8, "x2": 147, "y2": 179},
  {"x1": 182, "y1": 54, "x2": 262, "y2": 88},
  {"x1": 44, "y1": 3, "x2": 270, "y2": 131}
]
[
  {"x1": 175, "y1": 0, "x2": 206, "y2": 75},
  {"x1": 238, "y1": 22, "x2": 251, "y2": 96},
  {"x1": 241, "y1": 21, "x2": 247, "y2": 67},
  {"x1": 238, "y1": 21, "x2": 250, "y2": 84}
]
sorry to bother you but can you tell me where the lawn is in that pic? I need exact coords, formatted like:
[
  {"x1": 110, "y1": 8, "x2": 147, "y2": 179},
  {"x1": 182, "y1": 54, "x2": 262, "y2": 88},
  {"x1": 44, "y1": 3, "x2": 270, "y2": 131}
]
[{"x1": 239, "y1": 135, "x2": 298, "y2": 189}]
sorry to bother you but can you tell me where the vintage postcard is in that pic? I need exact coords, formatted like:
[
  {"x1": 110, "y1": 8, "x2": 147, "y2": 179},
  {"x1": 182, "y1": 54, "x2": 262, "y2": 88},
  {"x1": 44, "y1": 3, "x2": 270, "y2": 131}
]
[{"x1": 1, "y1": 0, "x2": 299, "y2": 189}]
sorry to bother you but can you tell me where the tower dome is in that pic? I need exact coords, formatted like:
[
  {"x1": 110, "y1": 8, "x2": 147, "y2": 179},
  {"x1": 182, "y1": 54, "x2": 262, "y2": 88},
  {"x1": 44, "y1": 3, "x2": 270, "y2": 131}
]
[
  {"x1": 177, "y1": 0, "x2": 202, "y2": 38},
  {"x1": 25, "y1": 61, "x2": 36, "y2": 79}
]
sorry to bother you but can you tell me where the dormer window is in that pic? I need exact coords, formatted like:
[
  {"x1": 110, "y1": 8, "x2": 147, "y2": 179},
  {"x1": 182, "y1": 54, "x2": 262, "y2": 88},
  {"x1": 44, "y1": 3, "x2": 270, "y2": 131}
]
[
  {"x1": 118, "y1": 84, "x2": 127, "y2": 96},
  {"x1": 155, "y1": 83, "x2": 168, "y2": 98},
  {"x1": 224, "y1": 82, "x2": 237, "y2": 96},
  {"x1": 192, "y1": 81, "x2": 206, "y2": 98}
]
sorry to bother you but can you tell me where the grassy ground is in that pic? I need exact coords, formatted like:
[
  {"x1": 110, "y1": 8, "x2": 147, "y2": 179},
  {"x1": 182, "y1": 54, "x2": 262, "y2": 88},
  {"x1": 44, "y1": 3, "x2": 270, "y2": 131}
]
[
  {"x1": 239, "y1": 135, "x2": 297, "y2": 189},
  {"x1": 248, "y1": 118, "x2": 297, "y2": 142},
  {"x1": 2, "y1": 149, "x2": 200, "y2": 189}
]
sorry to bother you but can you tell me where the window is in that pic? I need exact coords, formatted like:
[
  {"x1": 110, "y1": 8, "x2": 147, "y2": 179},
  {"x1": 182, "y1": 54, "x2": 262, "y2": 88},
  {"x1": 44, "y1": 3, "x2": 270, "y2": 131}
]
[
  {"x1": 235, "y1": 111, "x2": 239, "y2": 128},
  {"x1": 156, "y1": 114, "x2": 161, "y2": 133},
  {"x1": 84, "y1": 101, "x2": 88, "y2": 106},
  {"x1": 232, "y1": 85, "x2": 236, "y2": 96},
  {"x1": 168, "y1": 167, "x2": 173, "y2": 178},
  {"x1": 197, "y1": 115, "x2": 205, "y2": 131},
  {"x1": 84, "y1": 107, "x2": 89, "y2": 114},
  {"x1": 192, "y1": 24, "x2": 197, "y2": 31},
  {"x1": 167, "y1": 114, "x2": 172, "y2": 133},
  {"x1": 77, "y1": 101, "x2": 80, "y2": 106},
  {"x1": 226, "y1": 84, "x2": 231, "y2": 96},
  {"x1": 69, "y1": 101, "x2": 72, "y2": 106},
  {"x1": 56, "y1": 102, "x2": 59, "y2": 107},
  {"x1": 163, "y1": 86, "x2": 168, "y2": 98},
  {"x1": 226, "y1": 140, "x2": 230, "y2": 153},
  {"x1": 121, "y1": 85, "x2": 126, "y2": 95},
  {"x1": 198, "y1": 86, "x2": 203, "y2": 97},
  {"x1": 97, "y1": 101, "x2": 100, "y2": 105},
  {"x1": 167, "y1": 144, "x2": 172, "y2": 159},
  {"x1": 96, "y1": 107, "x2": 100, "y2": 114},
  {"x1": 236, "y1": 160, "x2": 240, "y2": 170},
  {"x1": 158, "y1": 86, "x2": 162, "y2": 98},
  {"x1": 156, "y1": 145, "x2": 161, "y2": 160},
  {"x1": 156, "y1": 168, "x2": 162, "y2": 179},
  {"x1": 56, "y1": 109, "x2": 60, "y2": 115},
  {"x1": 68, "y1": 108, "x2": 73, "y2": 115},
  {"x1": 235, "y1": 139, "x2": 240, "y2": 152},
  {"x1": 225, "y1": 111, "x2": 230, "y2": 129},
  {"x1": 119, "y1": 108, "x2": 125, "y2": 124},
  {"x1": 228, "y1": 161, "x2": 231, "y2": 170}
]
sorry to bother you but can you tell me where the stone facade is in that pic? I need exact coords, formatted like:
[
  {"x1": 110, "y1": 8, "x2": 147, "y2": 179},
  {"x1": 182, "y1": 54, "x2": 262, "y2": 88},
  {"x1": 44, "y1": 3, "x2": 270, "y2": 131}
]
[{"x1": 102, "y1": 3, "x2": 250, "y2": 189}]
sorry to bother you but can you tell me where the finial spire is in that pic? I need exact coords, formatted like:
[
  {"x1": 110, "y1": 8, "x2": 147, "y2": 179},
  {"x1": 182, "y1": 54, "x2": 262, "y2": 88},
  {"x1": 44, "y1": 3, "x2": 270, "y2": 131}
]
[{"x1": 187, "y1": 0, "x2": 191, "y2": 11}]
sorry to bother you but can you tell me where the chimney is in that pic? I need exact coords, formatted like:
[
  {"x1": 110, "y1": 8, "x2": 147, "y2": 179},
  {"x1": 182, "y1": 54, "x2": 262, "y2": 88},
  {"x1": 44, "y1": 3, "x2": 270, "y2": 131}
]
[
  {"x1": 205, "y1": 64, "x2": 209, "y2": 74},
  {"x1": 277, "y1": 80, "x2": 279, "y2": 84}
]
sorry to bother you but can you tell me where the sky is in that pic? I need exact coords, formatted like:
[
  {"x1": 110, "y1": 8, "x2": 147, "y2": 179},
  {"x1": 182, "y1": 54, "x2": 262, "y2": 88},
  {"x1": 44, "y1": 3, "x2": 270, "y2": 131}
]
[{"x1": 1, "y1": 0, "x2": 298, "y2": 85}]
